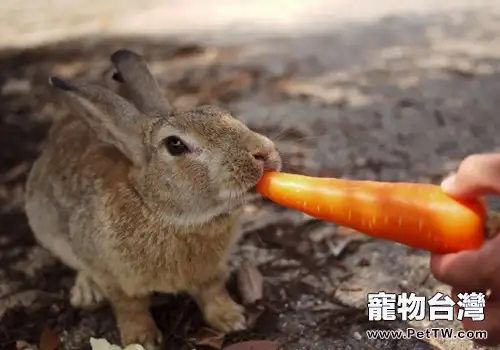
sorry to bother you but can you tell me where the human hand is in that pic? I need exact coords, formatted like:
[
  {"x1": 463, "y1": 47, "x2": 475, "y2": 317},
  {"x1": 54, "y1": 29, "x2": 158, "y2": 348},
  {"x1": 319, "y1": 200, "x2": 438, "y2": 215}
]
[{"x1": 431, "y1": 153, "x2": 500, "y2": 346}]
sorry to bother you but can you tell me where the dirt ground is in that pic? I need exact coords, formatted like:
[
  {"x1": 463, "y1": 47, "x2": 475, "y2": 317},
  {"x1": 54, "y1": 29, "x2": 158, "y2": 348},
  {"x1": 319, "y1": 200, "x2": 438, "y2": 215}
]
[{"x1": 3, "y1": 3, "x2": 500, "y2": 350}]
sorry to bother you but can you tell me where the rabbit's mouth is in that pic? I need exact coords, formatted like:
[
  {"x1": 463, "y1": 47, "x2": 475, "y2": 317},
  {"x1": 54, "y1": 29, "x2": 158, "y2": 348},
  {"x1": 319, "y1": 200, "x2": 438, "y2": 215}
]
[{"x1": 247, "y1": 185, "x2": 258, "y2": 194}]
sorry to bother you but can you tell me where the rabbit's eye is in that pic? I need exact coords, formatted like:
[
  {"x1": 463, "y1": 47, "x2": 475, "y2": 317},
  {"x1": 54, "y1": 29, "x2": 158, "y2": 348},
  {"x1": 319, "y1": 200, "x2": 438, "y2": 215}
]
[{"x1": 164, "y1": 136, "x2": 190, "y2": 156}]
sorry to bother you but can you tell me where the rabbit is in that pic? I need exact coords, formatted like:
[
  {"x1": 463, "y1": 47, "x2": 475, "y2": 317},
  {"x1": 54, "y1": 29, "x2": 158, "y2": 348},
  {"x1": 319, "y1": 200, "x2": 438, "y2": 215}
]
[{"x1": 24, "y1": 49, "x2": 282, "y2": 350}]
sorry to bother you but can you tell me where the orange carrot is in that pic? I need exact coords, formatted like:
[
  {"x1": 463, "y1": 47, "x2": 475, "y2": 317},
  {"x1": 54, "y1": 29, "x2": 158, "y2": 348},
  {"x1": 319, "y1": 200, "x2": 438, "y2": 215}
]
[{"x1": 256, "y1": 171, "x2": 487, "y2": 254}]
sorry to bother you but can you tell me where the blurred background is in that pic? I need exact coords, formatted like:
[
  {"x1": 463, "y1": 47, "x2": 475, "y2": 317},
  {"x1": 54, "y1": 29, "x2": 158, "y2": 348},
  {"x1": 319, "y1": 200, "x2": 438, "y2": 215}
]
[{"x1": 1, "y1": 1, "x2": 500, "y2": 350}]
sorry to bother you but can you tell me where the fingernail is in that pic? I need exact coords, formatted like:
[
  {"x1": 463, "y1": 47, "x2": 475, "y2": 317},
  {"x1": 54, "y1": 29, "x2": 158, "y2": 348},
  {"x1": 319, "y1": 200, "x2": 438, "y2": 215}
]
[{"x1": 441, "y1": 174, "x2": 456, "y2": 193}]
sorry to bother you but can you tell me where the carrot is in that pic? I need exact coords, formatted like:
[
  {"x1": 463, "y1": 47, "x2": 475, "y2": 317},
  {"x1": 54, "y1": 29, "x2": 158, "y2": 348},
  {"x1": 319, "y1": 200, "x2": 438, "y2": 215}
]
[{"x1": 256, "y1": 171, "x2": 487, "y2": 254}]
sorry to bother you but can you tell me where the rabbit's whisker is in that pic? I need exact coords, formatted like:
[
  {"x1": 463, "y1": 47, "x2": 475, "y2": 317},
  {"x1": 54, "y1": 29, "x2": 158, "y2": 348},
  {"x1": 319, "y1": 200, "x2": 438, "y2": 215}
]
[
  {"x1": 291, "y1": 133, "x2": 332, "y2": 144},
  {"x1": 269, "y1": 126, "x2": 332, "y2": 145},
  {"x1": 270, "y1": 126, "x2": 291, "y2": 143}
]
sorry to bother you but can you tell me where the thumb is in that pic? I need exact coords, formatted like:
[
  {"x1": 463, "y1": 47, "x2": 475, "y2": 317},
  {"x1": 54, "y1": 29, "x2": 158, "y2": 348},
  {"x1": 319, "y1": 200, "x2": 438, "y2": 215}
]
[
  {"x1": 441, "y1": 154, "x2": 500, "y2": 198},
  {"x1": 430, "y1": 231, "x2": 500, "y2": 291}
]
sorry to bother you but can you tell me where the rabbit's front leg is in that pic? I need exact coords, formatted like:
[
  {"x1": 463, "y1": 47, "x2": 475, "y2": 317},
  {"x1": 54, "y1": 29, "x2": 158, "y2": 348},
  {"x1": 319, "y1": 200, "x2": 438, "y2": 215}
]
[
  {"x1": 191, "y1": 274, "x2": 247, "y2": 333},
  {"x1": 70, "y1": 272, "x2": 106, "y2": 309},
  {"x1": 104, "y1": 284, "x2": 163, "y2": 350}
]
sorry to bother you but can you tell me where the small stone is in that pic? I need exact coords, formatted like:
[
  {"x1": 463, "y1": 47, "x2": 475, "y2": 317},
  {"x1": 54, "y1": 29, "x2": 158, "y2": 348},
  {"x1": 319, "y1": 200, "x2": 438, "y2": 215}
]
[
  {"x1": 1, "y1": 79, "x2": 31, "y2": 95},
  {"x1": 357, "y1": 258, "x2": 371, "y2": 267},
  {"x1": 309, "y1": 225, "x2": 335, "y2": 243}
]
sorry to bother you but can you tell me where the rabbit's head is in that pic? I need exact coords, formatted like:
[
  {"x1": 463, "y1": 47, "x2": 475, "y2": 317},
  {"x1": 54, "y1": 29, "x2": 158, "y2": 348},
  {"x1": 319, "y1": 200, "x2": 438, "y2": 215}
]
[{"x1": 48, "y1": 50, "x2": 281, "y2": 226}]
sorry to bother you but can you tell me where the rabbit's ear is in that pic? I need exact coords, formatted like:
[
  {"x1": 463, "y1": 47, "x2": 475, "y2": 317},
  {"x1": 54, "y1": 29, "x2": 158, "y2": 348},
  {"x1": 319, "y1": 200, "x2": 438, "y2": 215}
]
[
  {"x1": 110, "y1": 49, "x2": 171, "y2": 116},
  {"x1": 49, "y1": 76, "x2": 147, "y2": 166}
]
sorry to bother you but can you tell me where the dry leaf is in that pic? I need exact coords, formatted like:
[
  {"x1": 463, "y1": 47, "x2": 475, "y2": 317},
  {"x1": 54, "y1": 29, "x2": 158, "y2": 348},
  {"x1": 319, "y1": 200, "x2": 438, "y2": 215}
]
[
  {"x1": 38, "y1": 327, "x2": 60, "y2": 350},
  {"x1": 326, "y1": 233, "x2": 368, "y2": 257},
  {"x1": 16, "y1": 340, "x2": 37, "y2": 350},
  {"x1": 122, "y1": 345, "x2": 145, "y2": 350},
  {"x1": 246, "y1": 304, "x2": 265, "y2": 328},
  {"x1": 89, "y1": 338, "x2": 144, "y2": 350},
  {"x1": 189, "y1": 327, "x2": 225, "y2": 349},
  {"x1": 223, "y1": 340, "x2": 281, "y2": 350},
  {"x1": 237, "y1": 261, "x2": 264, "y2": 305}
]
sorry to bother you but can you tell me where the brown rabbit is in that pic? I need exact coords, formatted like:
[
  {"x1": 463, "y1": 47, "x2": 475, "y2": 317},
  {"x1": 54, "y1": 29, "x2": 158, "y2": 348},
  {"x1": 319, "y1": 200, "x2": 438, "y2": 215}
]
[{"x1": 24, "y1": 49, "x2": 282, "y2": 350}]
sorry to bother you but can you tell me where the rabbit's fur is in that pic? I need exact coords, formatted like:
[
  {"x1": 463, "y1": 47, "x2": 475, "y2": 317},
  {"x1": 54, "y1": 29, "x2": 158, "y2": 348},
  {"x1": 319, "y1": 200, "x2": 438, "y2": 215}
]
[{"x1": 24, "y1": 49, "x2": 282, "y2": 350}]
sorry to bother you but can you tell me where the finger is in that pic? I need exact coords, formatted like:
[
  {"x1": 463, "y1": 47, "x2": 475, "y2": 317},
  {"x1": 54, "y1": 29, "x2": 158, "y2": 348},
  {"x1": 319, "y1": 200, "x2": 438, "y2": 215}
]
[
  {"x1": 457, "y1": 291, "x2": 500, "y2": 346},
  {"x1": 430, "y1": 233, "x2": 500, "y2": 291},
  {"x1": 441, "y1": 153, "x2": 500, "y2": 198}
]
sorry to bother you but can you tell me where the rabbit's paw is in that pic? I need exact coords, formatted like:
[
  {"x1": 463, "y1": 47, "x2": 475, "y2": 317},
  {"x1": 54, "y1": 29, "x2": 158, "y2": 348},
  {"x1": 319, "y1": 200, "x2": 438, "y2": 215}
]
[
  {"x1": 70, "y1": 272, "x2": 105, "y2": 309},
  {"x1": 203, "y1": 297, "x2": 247, "y2": 333},
  {"x1": 120, "y1": 317, "x2": 163, "y2": 350}
]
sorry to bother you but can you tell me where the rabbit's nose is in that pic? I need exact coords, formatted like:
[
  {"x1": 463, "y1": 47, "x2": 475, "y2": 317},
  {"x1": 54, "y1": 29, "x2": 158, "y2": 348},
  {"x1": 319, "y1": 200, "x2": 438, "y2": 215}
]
[
  {"x1": 251, "y1": 151, "x2": 268, "y2": 163},
  {"x1": 251, "y1": 150, "x2": 281, "y2": 171}
]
